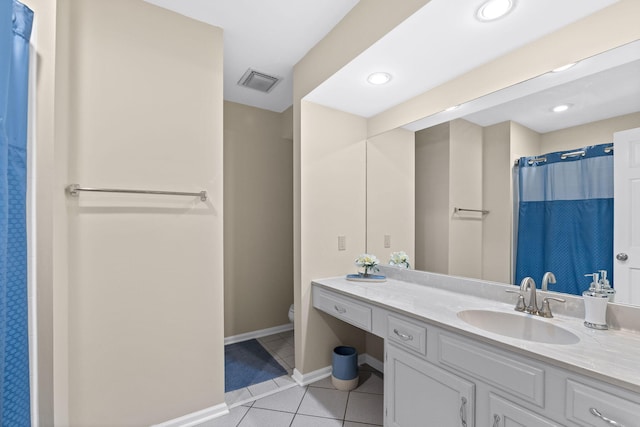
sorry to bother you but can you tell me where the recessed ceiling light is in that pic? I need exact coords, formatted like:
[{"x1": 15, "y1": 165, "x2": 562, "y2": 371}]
[
  {"x1": 552, "y1": 104, "x2": 571, "y2": 113},
  {"x1": 367, "y1": 72, "x2": 392, "y2": 85},
  {"x1": 551, "y1": 62, "x2": 577, "y2": 73},
  {"x1": 476, "y1": 0, "x2": 514, "y2": 22},
  {"x1": 444, "y1": 105, "x2": 460, "y2": 112}
]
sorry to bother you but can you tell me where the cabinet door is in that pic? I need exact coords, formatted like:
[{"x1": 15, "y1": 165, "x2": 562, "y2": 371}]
[
  {"x1": 489, "y1": 394, "x2": 561, "y2": 427},
  {"x1": 386, "y1": 344, "x2": 474, "y2": 427}
]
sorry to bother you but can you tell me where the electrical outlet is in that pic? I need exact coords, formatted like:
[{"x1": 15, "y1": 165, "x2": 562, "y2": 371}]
[
  {"x1": 338, "y1": 235, "x2": 346, "y2": 251},
  {"x1": 384, "y1": 234, "x2": 391, "y2": 248}
]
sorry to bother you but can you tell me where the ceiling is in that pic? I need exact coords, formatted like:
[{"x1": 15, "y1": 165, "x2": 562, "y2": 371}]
[
  {"x1": 143, "y1": 0, "x2": 360, "y2": 113},
  {"x1": 305, "y1": 0, "x2": 619, "y2": 118},
  {"x1": 404, "y1": 40, "x2": 640, "y2": 133},
  {"x1": 143, "y1": 0, "x2": 624, "y2": 121}
]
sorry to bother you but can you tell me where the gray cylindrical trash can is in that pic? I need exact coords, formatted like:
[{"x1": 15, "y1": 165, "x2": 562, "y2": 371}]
[{"x1": 331, "y1": 346, "x2": 359, "y2": 391}]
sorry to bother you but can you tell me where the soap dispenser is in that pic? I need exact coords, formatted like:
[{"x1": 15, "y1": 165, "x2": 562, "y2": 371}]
[
  {"x1": 583, "y1": 273, "x2": 609, "y2": 330},
  {"x1": 598, "y1": 270, "x2": 616, "y2": 303}
]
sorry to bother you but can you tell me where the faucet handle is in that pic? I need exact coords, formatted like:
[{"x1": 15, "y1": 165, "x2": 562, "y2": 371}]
[
  {"x1": 539, "y1": 297, "x2": 566, "y2": 318},
  {"x1": 505, "y1": 289, "x2": 526, "y2": 312}
]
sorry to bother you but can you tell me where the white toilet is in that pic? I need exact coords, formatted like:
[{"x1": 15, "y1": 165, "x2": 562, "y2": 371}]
[{"x1": 288, "y1": 304, "x2": 294, "y2": 323}]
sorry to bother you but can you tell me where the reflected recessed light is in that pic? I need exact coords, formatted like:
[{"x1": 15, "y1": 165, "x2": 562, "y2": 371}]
[
  {"x1": 367, "y1": 72, "x2": 392, "y2": 85},
  {"x1": 552, "y1": 62, "x2": 577, "y2": 73},
  {"x1": 552, "y1": 104, "x2": 571, "y2": 113},
  {"x1": 444, "y1": 105, "x2": 460, "y2": 112},
  {"x1": 476, "y1": 0, "x2": 514, "y2": 21}
]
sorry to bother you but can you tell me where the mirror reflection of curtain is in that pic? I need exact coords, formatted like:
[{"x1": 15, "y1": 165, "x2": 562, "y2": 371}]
[
  {"x1": 515, "y1": 144, "x2": 614, "y2": 295},
  {"x1": 0, "y1": 1, "x2": 33, "y2": 424}
]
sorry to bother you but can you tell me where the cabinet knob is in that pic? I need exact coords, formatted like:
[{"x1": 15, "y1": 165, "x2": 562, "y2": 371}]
[{"x1": 616, "y1": 253, "x2": 628, "y2": 261}]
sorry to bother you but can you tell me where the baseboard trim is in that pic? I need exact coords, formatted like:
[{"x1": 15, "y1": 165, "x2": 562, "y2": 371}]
[
  {"x1": 292, "y1": 366, "x2": 332, "y2": 386},
  {"x1": 292, "y1": 353, "x2": 384, "y2": 387},
  {"x1": 151, "y1": 402, "x2": 229, "y2": 427},
  {"x1": 224, "y1": 323, "x2": 293, "y2": 345},
  {"x1": 359, "y1": 353, "x2": 384, "y2": 373}
]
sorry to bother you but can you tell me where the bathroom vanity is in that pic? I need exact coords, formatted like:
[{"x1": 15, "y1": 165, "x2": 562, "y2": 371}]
[{"x1": 312, "y1": 270, "x2": 640, "y2": 427}]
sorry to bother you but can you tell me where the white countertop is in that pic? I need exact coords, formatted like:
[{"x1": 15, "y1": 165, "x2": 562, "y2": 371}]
[{"x1": 312, "y1": 275, "x2": 640, "y2": 394}]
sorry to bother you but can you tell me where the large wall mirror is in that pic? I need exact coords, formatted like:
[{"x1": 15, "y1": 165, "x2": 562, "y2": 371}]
[{"x1": 366, "y1": 39, "x2": 640, "y2": 306}]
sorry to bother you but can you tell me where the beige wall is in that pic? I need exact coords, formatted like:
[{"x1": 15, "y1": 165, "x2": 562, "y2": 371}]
[
  {"x1": 415, "y1": 120, "x2": 483, "y2": 278},
  {"x1": 482, "y1": 122, "x2": 513, "y2": 284},
  {"x1": 366, "y1": 128, "x2": 415, "y2": 262},
  {"x1": 37, "y1": 1, "x2": 226, "y2": 425},
  {"x1": 298, "y1": 100, "x2": 367, "y2": 372},
  {"x1": 415, "y1": 123, "x2": 449, "y2": 273},
  {"x1": 448, "y1": 119, "x2": 483, "y2": 278},
  {"x1": 224, "y1": 101, "x2": 293, "y2": 337},
  {"x1": 540, "y1": 112, "x2": 640, "y2": 154},
  {"x1": 294, "y1": 1, "x2": 430, "y2": 374}
]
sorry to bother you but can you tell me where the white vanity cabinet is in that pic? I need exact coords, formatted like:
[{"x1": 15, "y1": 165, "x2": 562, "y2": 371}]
[
  {"x1": 386, "y1": 343, "x2": 475, "y2": 426},
  {"x1": 311, "y1": 282, "x2": 640, "y2": 427},
  {"x1": 489, "y1": 394, "x2": 560, "y2": 427}
]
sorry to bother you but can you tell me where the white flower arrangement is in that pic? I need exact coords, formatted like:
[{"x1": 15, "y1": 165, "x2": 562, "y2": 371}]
[
  {"x1": 389, "y1": 251, "x2": 410, "y2": 269},
  {"x1": 355, "y1": 253, "x2": 380, "y2": 276}
]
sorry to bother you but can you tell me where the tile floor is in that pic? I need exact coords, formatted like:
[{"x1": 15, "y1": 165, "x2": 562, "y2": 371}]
[
  {"x1": 217, "y1": 330, "x2": 384, "y2": 426},
  {"x1": 224, "y1": 330, "x2": 297, "y2": 408}
]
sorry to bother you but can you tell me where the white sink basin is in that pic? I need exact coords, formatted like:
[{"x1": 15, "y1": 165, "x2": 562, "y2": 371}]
[{"x1": 457, "y1": 309, "x2": 580, "y2": 345}]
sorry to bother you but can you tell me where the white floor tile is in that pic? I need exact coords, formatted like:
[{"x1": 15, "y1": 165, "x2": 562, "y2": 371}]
[
  {"x1": 290, "y1": 414, "x2": 344, "y2": 426},
  {"x1": 225, "y1": 387, "x2": 253, "y2": 406},
  {"x1": 238, "y1": 407, "x2": 295, "y2": 427},
  {"x1": 308, "y1": 376, "x2": 337, "y2": 390},
  {"x1": 248, "y1": 380, "x2": 279, "y2": 396},
  {"x1": 274, "y1": 345, "x2": 295, "y2": 359},
  {"x1": 252, "y1": 384, "x2": 307, "y2": 413},
  {"x1": 296, "y1": 387, "x2": 349, "y2": 419},
  {"x1": 343, "y1": 422, "x2": 382, "y2": 427},
  {"x1": 259, "y1": 334, "x2": 284, "y2": 344},
  {"x1": 199, "y1": 405, "x2": 249, "y2": 427},
  {"x1": 281, "y1": 355, "x2": 295, "y2": 369},
  {"x1": 263, "y1": 338, "x2": 288, "y2": 352},
  {"x1": 273, "y1": 374, "x2": 296, "y2": 388},
  {"x1": 344, "y1": 391, "x2": 384, "y2": 425},
  {"x1": 353, "y1": 371, "x2": 384, "y2": 395}
]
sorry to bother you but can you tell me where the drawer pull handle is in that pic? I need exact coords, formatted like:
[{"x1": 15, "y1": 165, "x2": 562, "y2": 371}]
[
  {"x1": 460, "y1": 397, "x2": 467, "y2": 427},
  {"x1": 590, "y1": 408, "x2": 624, "y2": 427},
  {"x1": 492, "y1": 414, "x2": 500, "y2": 427},
  {"x1": 334, "y1": 305, "x2": 347, "y2": 314},
  {"x1": 393, "y1": 329, "x2": 413, "y2": 341}
]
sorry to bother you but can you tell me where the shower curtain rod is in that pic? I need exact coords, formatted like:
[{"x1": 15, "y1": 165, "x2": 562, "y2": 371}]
[
  {"x1": 66, "y1": 184, "x2": 208, "y2": 201},
  {"x1": 513, "y1": 144, "x2": 613, "y2": 166}
]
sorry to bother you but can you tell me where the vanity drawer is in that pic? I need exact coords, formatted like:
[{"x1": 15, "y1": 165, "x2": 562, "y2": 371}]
[
  {"x1": 387, "y1": 315, "x2": 427, "y2": 355},
  {"x1": 565, "y1": 379, "x2": 640, "y2": 427},
  {"x1": 438, "y1": 333, "x2": 545, "y2": 407},
  {"x1": 313, "y1": 287, "x2": 372, "y2": 331}
]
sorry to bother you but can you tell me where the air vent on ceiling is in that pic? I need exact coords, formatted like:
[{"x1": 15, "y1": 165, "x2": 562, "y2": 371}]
[{"x1": 238, "y1": 69, "x2": 281, "y2": 93}]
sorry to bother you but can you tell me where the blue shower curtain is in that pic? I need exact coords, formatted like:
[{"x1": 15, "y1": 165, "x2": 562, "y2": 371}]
[
  {"x1": 515, "y1": 144, "x2": 613, "y2": 295},
  {"x1": 1, "y1": 1, "x2": 33, "y2": 425}
]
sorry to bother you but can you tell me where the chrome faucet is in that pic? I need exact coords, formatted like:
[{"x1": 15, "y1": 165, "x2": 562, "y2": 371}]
[
  {"x1": 520, "y1": 277, "x2": 539, "y2": 315},
  {"x1": 506, "y1": 273, "x2": 566, "y2": 318},
  {"x1": 541, "y1": 271, "x2": 556, "y2": 291}
]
